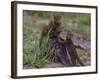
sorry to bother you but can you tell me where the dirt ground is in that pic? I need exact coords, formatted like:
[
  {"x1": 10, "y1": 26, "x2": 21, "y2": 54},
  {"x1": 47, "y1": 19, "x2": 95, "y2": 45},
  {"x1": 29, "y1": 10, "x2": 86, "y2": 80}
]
[{"x1": 23, "y1": 62, "x2": 90, "y2": 69}]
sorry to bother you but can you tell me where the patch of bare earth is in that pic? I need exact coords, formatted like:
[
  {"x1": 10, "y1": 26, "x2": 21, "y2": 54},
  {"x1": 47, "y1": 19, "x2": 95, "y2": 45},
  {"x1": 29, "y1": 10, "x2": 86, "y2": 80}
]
[
  {"x1": 23, "y1": 63, "x2": 65, "y2": 69},
  {"x1": 45, "y1": 63, "x2": 65, "y2": 68}
]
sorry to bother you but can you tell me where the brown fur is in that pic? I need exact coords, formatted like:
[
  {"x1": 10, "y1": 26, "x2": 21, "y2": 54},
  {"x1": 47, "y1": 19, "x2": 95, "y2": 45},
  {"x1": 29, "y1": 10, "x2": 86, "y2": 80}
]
[
  {"x1": 41, "y1": 15, "x2": 63, "y2": 38},
  {"x1": 65, "y1": 32, "x2": 84, "y2": 66}
]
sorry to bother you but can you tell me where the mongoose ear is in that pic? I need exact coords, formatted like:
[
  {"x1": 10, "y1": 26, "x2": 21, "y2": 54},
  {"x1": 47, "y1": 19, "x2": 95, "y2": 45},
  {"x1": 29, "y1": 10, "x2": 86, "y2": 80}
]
[{"x1": 54, "y1": 14, "x2": 62, "y2": 19}]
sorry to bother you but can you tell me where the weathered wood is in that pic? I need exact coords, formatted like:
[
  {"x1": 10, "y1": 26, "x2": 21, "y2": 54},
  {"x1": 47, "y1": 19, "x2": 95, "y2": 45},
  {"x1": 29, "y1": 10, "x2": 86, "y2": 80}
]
[{"x1": 58, "y1": 31, "x2": 90, "y2": 50}]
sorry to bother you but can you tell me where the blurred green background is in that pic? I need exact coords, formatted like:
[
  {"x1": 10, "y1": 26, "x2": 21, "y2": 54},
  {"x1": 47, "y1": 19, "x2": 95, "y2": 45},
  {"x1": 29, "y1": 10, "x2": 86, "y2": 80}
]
[{"x1": 23, "y1": 10, "x2": 91, "y2": 68}]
